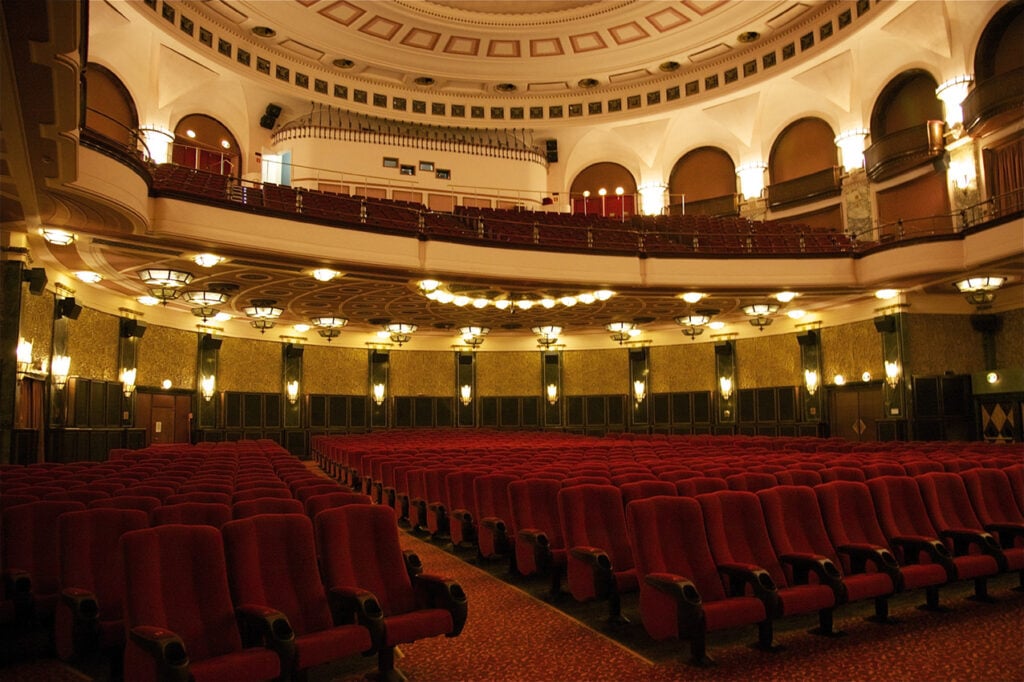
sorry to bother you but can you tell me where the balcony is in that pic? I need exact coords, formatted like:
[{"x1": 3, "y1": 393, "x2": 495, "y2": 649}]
[
  {"x1": 766, "y1": 167, "x2": 841, "y2": 208},
  {"x1": 962, "y1": 67, "x2": 1024, "y2": 137},
  {"x1": 864, "y1": 121, "x2": 945, "y2": 182}
]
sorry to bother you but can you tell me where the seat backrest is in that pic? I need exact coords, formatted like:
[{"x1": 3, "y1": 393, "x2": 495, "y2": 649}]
[
  {"x1": 165, "y1": 492, "x2": 232, "y2": 506},
  {"x1": 315, "y1": 504, "x2": 416, "y2": 617},
  {"x1": 87, "y1": 495, "x2": 162, "y2": 514},
  {"x1": 474, "y1": 474, "x2": 518, "y2": 526},
  {"x1": 122, "y1": 485, "x2": 175, "y2": 501},
  {"x1": 558, "y1": 485, "x2": 632, "y2": 570},
  {"x1": 961, "y1": 468, "x2": 1024, "y2": 525},
  {"x1": 620, "y1": 480, "x2": 676, "y2": 504},
  {"x1": 2, "y1": 501, "x2": 87, "y2": 593},
  {"x1": 232, "y1": 497, "x2": 305, "y2": 519},
  {"x1": 508, "y1": 479, "x2": 564, "y2": 549},
  {"x1": 1006, "y1": 464, "x2": 1024, "y2": 514},
  {"x1": 819, "y1": 466, "x2": 866, "y2": 483},
  {"x1": 59, "y1": 508, "x2": 149, "y2": 617},
  {"x1": 294, "y1": 482, "x2": 344, "y2": 503},
  {"x1": 775, "y1": 469, "x2": 822, "y2": 486},
  {"x1": 758, "y1": 486, "x2": 838, "y2": 564},
  {"x1": 232, "y1": 487, "x2": 293, "y2": 502},
  {"x1": 444, "y1": 470, "x2": 482, "y2": 514},
  {"x1": 915, "y1": 472, "x2": 984, "y2": 532},
  {"x1": 675, "y1": 477, "x2": 727, "y2": 497},
  {"x1": 815, "y1": 480, "x2": 891, "y2": 550},
  {"x1": 151, "y1": 502, "x2": 232, "y2": 528},
  {"x1": 121, "y1": 525, "x2": 244, "y2": 661},
  {"x1": 903, "y1": 460, "x2": 944, "y2": 476},
  {"x1": 862, "y1": 462, "x2": 907, "y2": 479},
  {"x1": 304, "y1": 491, "x2": 372, "y2": 520},
  {"x1": 866, "y1": 475, "x2": 939, "y2": 539},
  {"x1": 698, "y1": 490, "x2": 787, "y2": 588},
  {"x1": 626, "y1": 496, "x2": 726, "y2": 601},
  {"x1": 726, "y1": 472, "x2": 778, "y2": 492},
  {"x1": 223, "y1": 514, "x2": 332, "y2": 636}
]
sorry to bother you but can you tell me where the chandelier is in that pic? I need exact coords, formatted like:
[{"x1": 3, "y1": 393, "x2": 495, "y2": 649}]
[
  {"x1": 954, "y1": 275, "x2": 1005, "y2": 308},
  {"x1": 386, "y1": 322, "x2": 417, "y2": 346},
  {"x1": 139, "y1": 268, "x2": 193, "y2": 288},
  {"x1": 532, "y1": 325, "x2": 562, "y2": 348},
  {"x1": 607, "y1": 321, "x2": 640, "y2": 344},
  {"x1": 312, "y1": 316, "x2": 348, "y2": 342},
  {"x1": 743, "y1": 303, "x2": 779, "y2": 331},
  {"x1": 459, "y1": 326, "x2": 490, "y2": 349},
  {"x1": 183, "y1": 290, "x2": 230, "y2": 306},
  {"x1": 675, "y1": 314, "x2": 711, "y2": 340}
]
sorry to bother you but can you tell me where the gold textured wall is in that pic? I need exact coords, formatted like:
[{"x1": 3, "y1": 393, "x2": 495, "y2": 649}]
[
  {"x1": 19, "y1": 288, "x2": 53, "y2": 367},
  {"x1": 736, "y1": 333, "x2": 801, "y2": 388},
  {"x1": 218, "y1": 337, "x2": 281, "y2": 392},
  {"x1": 564, "y1": 348, "x2": 628, "y2": 395},
  {"x1": 650, "y1": 343, "x2": 716, "y2": 392},
  {"x1": 822, "y1": 320, "x2": 880, "y2": 382},
  {"x1": 66, "y1": 307, "x2": 118, "y2": 381},
  {"x1": 997, "y1": 308, "x2": 1023, "y2": 369},
  {"x1": 905, "y1": 314, "x2": 985, "y2": 376},
  {"x1": 139, "y1": 325, "x2": 196, "y2": 389},
  {"x1": 303, "y1": 345, "x2": 367, "y2": 394},
  {"x1": 477, "y1": 351, "x2": 538, "y2": 396},
  {"x1": 390, "y1": 351, "x2": 453, "y2": 396}
]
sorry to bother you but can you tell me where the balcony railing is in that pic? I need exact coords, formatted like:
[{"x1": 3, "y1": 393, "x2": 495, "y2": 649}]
[
  {"x1": 864, "y1": 121, "x2": 945, "y2": 182},
  {"x1": 962, "y1": 67, "x2": 1024, "y2": 136},
  {"x1": 766, "y1": 167, "x2": 842, "y2": 208}
]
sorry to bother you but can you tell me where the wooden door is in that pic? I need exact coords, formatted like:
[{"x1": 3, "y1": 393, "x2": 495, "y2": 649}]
[
  {"x1": 829, "y1": 385, "x2": 885, "y2": 441},
  {"x1": 151, "y1": 406, "x2": 175, "y2": 444}
]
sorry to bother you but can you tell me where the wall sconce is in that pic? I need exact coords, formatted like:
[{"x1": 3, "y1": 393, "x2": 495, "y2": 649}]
[
  {"x1": 372, "y1": 382, "x2": 386, "y2": 405},
  {"x1": 834, "y1": 129, "x2": 869, "y2": 172},
  {"x1": 51, "y1": 354, "x2": 71, "y2": 389},
  {"x1": 286, "y1": 380, "x2": 299, "y2": 404},
  {"x1": 16, "y1": 338, "x2": 32, "y2": 377},
  {"x1": 633, "y1": 380, "x2": 646, "y2": 404},
  {"x1": 120, "y1": 367, "x2": 137, "y2": 398},
  {"x1": 804, "y1": 369, "x2": 819, "y2": 396},
  {"x1": 546, "y1": 383, "x2": 558, "y2": 405},
  {"x1": 884, "y1": 361, "x2": 901, "y2": 389},
  {"x1": 460, "y1": 384, "x2": 473, "y2": 406},
  {"x1": 736, "y1": 162, "x2": 767, "y2": 200},
  {"x1": 719, "y1": 376, "x2": 733, "y2": 400},
  {"x1": 200, "y1": 374, "x2": 216, "y2": 401},
  {"x1": 935, "y1": 75, "x2": 973, "y2": 132}
]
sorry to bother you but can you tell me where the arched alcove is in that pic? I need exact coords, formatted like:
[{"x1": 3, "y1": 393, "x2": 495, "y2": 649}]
[
  {"x1": 172, "y1": 114, "x2": 241, "y2": 177},
  {"x1": 668, "y1": 148, "x2": 737, "y2": 216}
]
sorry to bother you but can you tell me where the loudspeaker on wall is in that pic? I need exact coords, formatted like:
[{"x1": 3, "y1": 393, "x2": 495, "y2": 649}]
[
  {"x1": 260, "y1": 103, "x2": 282, "y2": 130},
  {"x1": 545, "y1": 139, "x2": 558, "y2": 163}
]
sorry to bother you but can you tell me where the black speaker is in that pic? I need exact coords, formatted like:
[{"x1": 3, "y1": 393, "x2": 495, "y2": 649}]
[
  {"x1": 57, "y1": 297, "x2": 82, "y2": 320},
  {"x1": 873, "y1": 315, "x2": 896, "y2": 333},
  {"x1": 260, "y1": 103, "x2": 282, "y2": 130},
  {"x1": 200, "y1": 333, "x2": 223, "y2": 351},
  {"x1": 545, "y1": 139, "x2": 558, "y2": 163},
  {"x1": 23, "y1": 267, "x2": 47, "y2": 295},
  {"x1": 284, "y1": 343, "x2": 304, "y2": 359},
  {"x1": 120, "y1": 318, "x2": 146, "y2": 338},
  {"x1": 970, "y1": 314, "x2": 1002, "y2": 333},
  {"x1": 796, "y1": 330, "x2": 819, "y2": 346}
]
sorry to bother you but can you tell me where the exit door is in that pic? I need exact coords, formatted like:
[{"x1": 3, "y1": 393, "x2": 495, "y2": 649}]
[
  {"x1": 829, "y1": 385, "x2": 884, "y2": 441},
  {"x1": 151, "y1": 406, "x2": 175, "y2": 444}
]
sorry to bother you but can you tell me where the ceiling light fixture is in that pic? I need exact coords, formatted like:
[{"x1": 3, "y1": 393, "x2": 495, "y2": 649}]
[
  {"x1": 139, "y1": 268, "x2": 194, "y2": 288},
  {"x1": 312, "y1": 268, "x2": 340, "y2": 282},
  {"x1": 243, "y1": 299, "x2": 283, "y2": 319},
  {"x1": 193, "y1": 253, "x2": 224, "y2": 268},
  {"x1": 385, "y1": 322, "x2": 417, "y2": 346},
  {"x1": 775, "y1": 291, "x2": 797, "y2": 303},
  {"x1": 532, "y1": 325, "x2": 562, "y2": 348},
  {"x1": 675, "y1": 314, "x2": 710, "y2": 340},
  {"x1": 40, "y1": 228, "x2": 76, "y2": 245},
  {"x1": 954, "y1": 276, "x2": 1005, "y2": 308},
  {"x1": 183, "y1": 290, "x2": 229, "y2": 306},
  {"x1": 874, "y1": 289, "x2": 900, "y2": 300},
  {"x1": 743, "y1": 303, "x2": 779, "y2": 331},
  {"x1": 74, "y1": 271, "x2": 102, "y2": 284},
  {"x1": 607, "y1": 321, "x2": 640, "y2": 345}
]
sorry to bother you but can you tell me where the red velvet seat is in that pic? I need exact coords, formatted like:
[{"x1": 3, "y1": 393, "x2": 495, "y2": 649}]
[
  {"x1": 445, "y1": 469, "x2": 486, "y2": 548},
  {"x1": 698, "y1": 490, "x2": 838, "y2": 634},
  {"x1": 675, "y1": 477, "x2": 727, "y2": 497},
  {"x1": 960, "y1": 468, "x2": 1024, "y2": 539},
  {"x1": 867, "y1": 475, "x2": 1000, "y2": 600},
  {"x1": 508, "y1": 478, "x2": 567, "y2": 596},
  {"x1": 151, "y1": 502, "x2": 232, "y2": 528},
  {"x1": 55, "y1": 508, "x2": 149, "y2": 662},
  {"x1": 232, "y1": 497, "x2": 305, "y2": 519},
  {"x1": 758, "y1": 486, "x2": 896, "y2": 621},
  {"x1": 303, "y1": 491, "x2": 373, "y2": 522},
  {"x1": 88, "y1": 495, "x2": 162, "y2": 515},
  {"x1": 819, "y1": 466, "x2": 867, "y2": 483},
  {"x1": 626, "y1": 496, "x2": 772, "y2": 664},
  {"x1": 1005, "y1": 464, "x2": 1024, "y2": 513},
  {"x1": 474, "y1": 473, "x2": 518, "y2": 559},
  {"x1": 620, "y1": 480, "x2": 676, "y2": 504},
  {"x1": 44, "y1": 489, "x2": 111, "y2": 505},
  {"x1": 774, "y1": 469, "x2": 823, "y2": 486},
  {"x1": 422, "y1": 467, "x2": 458, "y2": 538},
  {"x1": 862, "y1": 462, "x2": 907, "y2": 479},
  {"x1": 2, "y1": 500, "x2": 86, "y2": 621},
  {"x1": 558, "y1": 484, "x2": 637, "y2": 622},
  {"x1": 232, "y1": 487, "x2": 293, "y2": 503},
  {"x1": 293, "y1": 482, "x2": 346, "y2": 504},
  {"x1": 726, "y1": 472, "x2": 778, "y2": 492},
  {"x1": 121, "y1": 525, "x2": 287, "y2": 682},
  {"x1": 315, "y1": 504, "x2": 467, "y2": 681},
  {"x1": 165, "y1": 491, "x2": 232, "y2": 506},
  {"x1": 222, "y1": 514, "x2": 376, "y2": 678}
]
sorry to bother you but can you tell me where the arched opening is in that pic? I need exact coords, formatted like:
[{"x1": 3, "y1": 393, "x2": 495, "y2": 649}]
[
  {"x1": 973, "y1": 0, "x2": 1024, "y2": 82},
  {"x1": 864, "y1": 70, "x2": 945, "y2": 182},
  {"x1": 766, "y1": 118, "x2": 840, "y2": 208},
  {"x1": 570, "y1": 163, "x2": 637, "y2": 217},
  {"x1": 83, "y1": 63, "x2": 138, "y2": 149},
  {"x1": 172, "y1": 114, "x2": 240, "y2": 177},
  {"x1": 668, "y1": 148, "x2": 737, "y2": 216}
]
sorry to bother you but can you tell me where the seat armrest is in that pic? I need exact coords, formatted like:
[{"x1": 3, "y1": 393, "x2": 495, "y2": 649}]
[
  {"x1": 235, "y1": 604, "x2": 296, "y2": 665},
  {"x1": 644, "y1": 572, "x2": 705, "y2": 639},
  {"x1": 412, "y1": 574, "x2": 468, "y2": 636},
  {"x1": 984, "y1": 522, "x2": 1024, "y2": 549},
  {"x1": 890, "y1": 534, "x2": 956, "y2": 577},
  {"x1": 480, "y1": 516, "x2": 505, "y2": 532},
  {"x1": 569, "y1": 546, "x2": 614, "y2": 599},
  {"x1": 327, "y1": 586, "x2": 385, "y2": 648},
  {"x1": 403, "y1": 550, "x2": 424, "y2": 579},
  {"x1": 779, "y1": 553, "x2": 846, "y2": 601},
  {"x1": 837, "y1": 544, "x2": 902, "y2": 590},
  {"x1": 716, "y1": 562, "x2": 778, "y2": 604},
  {"x1": 58, "y1": 587, "x2": 100, "y2": 660},
  {"x1": 129, "y1": 625, "x2": 191, "y2": 682},
  {"x1": 938, "y1": 528, "x2": 1007, "y2": 570},
  {"x1": 517, "y1": 528, "x2": 549, "y2": 548},
  {"x1": 60, "y1": 587, "x2": 99, "y2": 622}
]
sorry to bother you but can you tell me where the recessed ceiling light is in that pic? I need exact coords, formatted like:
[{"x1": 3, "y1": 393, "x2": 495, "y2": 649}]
[
  {"x1": 74, "y1": 271, "x2": 102, "y2": 283},
  {"x1": 708, "y1": 321, "x2": 726, "y2": 330},
  {"x1": 875, "y1": 289, "x2": 900, "y2": 300},
  {"x1": 413, "y1": 76, "x2": 435, "y2": 86},
  {"x1": 775, "y1": 291, "x2": 797, "y2": 303},
  {"x1": 680, "y1": 292, "x2": 704, "y2": 303},
  {"x1": 737, "y1": 31, "x2": 760, "y2": 43},
  {"x1": 220, "y1": 140, "x2": 231, "y2": 149},
  {"x1": 40, "y1": 227, "x2": 75, "y2": 245},
  {"x1": 312, "y1": 268, "x2": 339, "y2": 282},
  {"x1": 251, "y1": 26, "x2": 276, "y2": 38},
  {"x1": 193, "y1": 253, "x2": 224, "y2": 268},
  {"x1": 495, "y1": 82, "x2": 517, "y2": 92},
  {"x1": 137, "y1": 295, "x2": 160, "y2": 306},
  {"x1": 333, "y1": 58, "x2": 355, "y2": 69},
  {"x1": 659, "y1": 61, "x2": 681, "y2": 72},
  {"x1": 185, "y1": 129, "x2": 196, "y2": 138},
  {"x1": 787, "y1": 309, "x2": 806, "y2": 319},
  {"x1": 213, "y1": 312, "x2": 232, "y2": 322},
  {"x1": 578, "y1": 78, "x2": 599, "y2": 88}
]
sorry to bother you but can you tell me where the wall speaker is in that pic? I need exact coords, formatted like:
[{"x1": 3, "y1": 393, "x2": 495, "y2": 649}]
[
  {"x1": 796, "y1": 330, "x2": 819, "y2": 346},
  {"x1": 873, "y1": 315, "x2": 896, "y2": 333},
  {"x1": 545, "y1": 139, "x2": 558, "y2": 163},
  {"x1": 200, "y1": 333, "x2": 223, "y2": 350},
  {"x1": 260, "y1": 103, "x2": 282, "y2": 130},
  {"x1": 57, "y1": 297, "x2": 82, "y2": 320},
  {"x1": 23, "y1": 267, "x2": 47, "y2": 295},
  {"x1": 284, "y1": 343, "x2": 304, "y2": 359},
  {"x1": 970, "y1": 314, "x2": 1002, "y2": 333},
  {"x1": 120, "y1": 318, "x2": 146, "y2": 338}
]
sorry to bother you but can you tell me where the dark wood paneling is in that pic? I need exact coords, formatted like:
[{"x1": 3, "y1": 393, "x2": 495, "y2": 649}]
[
  {"x1": 264, "y1": 394, "x2": 282, "y2": 428},
  {"x1": 243, "y1": 394, "x2": 262, "y2": 428},
  {"x1": 225, "y1": 392, "x2": 243, "y2": 428},
  {"x1": 309, "y1": 395, "x2": 327, "y2": 427},
  {"x1": 521, "y1": 397, "x2": 540, "y2": 427},
  {"x1": 586, "y1": 397, "x2": 605, "y2": 425},
  {"x1": 756, "y1": 388, "x2": 777, "y2": 422},
  {"x1": 653, "y1": 393, "x2": 670, "y2": 424},
  {"x1": 481, "y1": 397, "x2": 499, "y2": 427},
  {"x1": 394, "y1": 397, "x2": 413, "y2": 427},
  {"x1": 693, "y1": 392, "x2": 711, "y2": 424},
  {"x1": 500, "y1": 398, "x2": 519, "y2": 427},
  {"x1": 738, "y1": 389, "x2": 756, "y2": 423},
  {"x1": 436, "y1": 398, "x2": 454, "y2": 427},
  {"x1": 566, "y1": 397, "x2": 584, "y2": 427},
  {"x1": 414, "y1": 398, "x2": 434, "y2": 427},
  {"x1": 777, "y1": 387, "x2": 797, "y2": 422}
]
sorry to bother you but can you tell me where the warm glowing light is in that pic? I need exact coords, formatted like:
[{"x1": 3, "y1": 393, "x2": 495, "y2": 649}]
[
  {"x1": 453, "y1": 295, "x2": 471, "y2": 307},
  {"x1": 418, "y1": 279, "x2": 440, "y2": 291},
  {"x1": 598, "y1": 188, "x2": 607, "y2": 197},
  {"x1": 16, "y1": 338, "x2": 32, "y2": 373},
  {"x1": 861, "y1": 371, "x2": 872, "y2": 383},
  {"x1": 51, "y1": 354, "x2": 71, "y2": 389},
  {"x1": 546, "y1": 383, "x2": 558, "y2": 404},
  {"x1": 594, "y1": 289, "x2": 615, "y2": 301},
  {"x1": 40, "y1": 228, "x2": 75, "y2": 245},
  {"x1": 804, "y1": 369, "x2": 818, "y2": 396},
  {"x1": 286, "y1": 380, "x2": 299, "y2": 403},
  {"x1": 787, "y1": 309, "x2": 807, "y2": 320},
  {"x1": 736, "y1": 162, "x2": 767, "y2": 200},
  {"x1": 516, "y1": 299, "x2": 534, "y2": 310},
  {"x1": 884, "y1": 361, "x2": 900, "y2": 389},
  {"x1": 193, "y1": 253, "x2": 224, "y2": 268},
  {"x1": 708, "y1": 321, "x2": 726, "y2": 330},
  {"x1": 161, "y1": 379, "x2": 172, "y2": 390},
  {"x1": 935, "y1": 75, "x2": 973, "y2": 128},
  {"x1": 559, "y1": 296, "x2": 578, "y2": 307},
  {"x1": 372, "y1": 383, "x2": 386, "y2": 405},
  {"x1": 312, "y1": 268, "x2": 339, "y2": 282},
  {"x1": 540, "y1": 298, "x2": 556, "y2": 309},
  {"x1": 874, "y1": 289, "x2": 899, "y2": 300},
  {"x1": 834, "y1": 129, "x2": 869, "y2": 171},
  {"x1": 774, "y1": 291, "x2": 797, "y2": 303},
  {"x1": 577, "y1": 293, "x2": 596, "y2": 305},
  {"x1": 615, "y1": 187, "x2": 624, "y2": 196},
  {"x1": 120, "y1": 368, "x2": 137, "y2": 397},
  {"x1": 637, "y1": 182, "x2": 667, "y2": 216},
  {"x1": 213, "y1": 312, "x2": 232, "y2": 322},
  {"x1": 293, "y1": 324, "x2": 310, "y2": 333},
  {"x1": 460, "y1": 384, "x2": 473, "y2": 406},
  {"x1": 139, "y1": 269, "x2": 193, "y2": 288},
  {"x1": 680, "y1": 292, "x2": 704, "y2": 304},
  {"x1": 74, "y1": 271, "x2": 102, "y2": 284},
  {"x1": 220, "y1": 139, "x2": 231, "y2": 149},
  {"x1": 473, "y1": 298, "x2": 490, "y2": 309},
  {"x1": 200, "y1": 375, "x2": 216, "y2": 401},
  {"x1": 719, "y1": 376, "x2": 733, "y2": 400},
  {"x1": 986, "y1": 371, "x2": 999, "y2": 385},
  {"x1": 185, "y1": 129, "x2": 196, "y2": 138},
  {"x1": 141, "y1": 127, "x2": 174, "y2": 164},
  {"x1": 137, "y1": 295, "x2": 160, "y2": 306},
  {"x1": 954, "y1": 276, "x2": 1005, "y2": 292},
  {"x1": 833, "y1": 374, "x2": 846, "y2": 386},
  {"x1": 633, "y1": 380, "x2": 646, "y2": 403}
]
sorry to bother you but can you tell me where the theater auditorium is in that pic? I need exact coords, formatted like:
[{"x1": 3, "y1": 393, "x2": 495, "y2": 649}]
[{"x1": 1, "y1": 0, "x2": 1022, "y2": 680}]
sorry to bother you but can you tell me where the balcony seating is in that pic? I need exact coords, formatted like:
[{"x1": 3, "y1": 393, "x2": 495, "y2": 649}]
[
  {"x1": 315, "y1": 504, "x2": 467, "y2": 682},
  {"x1": 121, "y1": 525, "x2": 288, "y2": 682},
  {"x1": 222, "y1": 514, "x2": 376, "y2": 678}
]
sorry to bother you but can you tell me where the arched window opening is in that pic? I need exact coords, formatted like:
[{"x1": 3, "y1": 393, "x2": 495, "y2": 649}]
[
  {"x1": 864, "y1": 71, "x2": 945, "y2": 181},
  {"x1": 766, "y1": 118, "x2": 840, "y2": 208},
  {"x1": 172, "y1": 114, "x2": 240, "y2": 177},
  {"x1": 570, "y1": 163, "x2": 638, "y2": 218},
  {"x1": 83, "y1": 63, "x2": 138, "y2": 150},
  {"x1": 668, "y1": 148, "x2": 737, "y2": 216}
]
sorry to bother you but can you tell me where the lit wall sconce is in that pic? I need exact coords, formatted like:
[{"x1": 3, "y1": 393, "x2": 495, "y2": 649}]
[
  {"x1": 719, "y1": 376, "x2": 733, "y2": 400},
  {"x1": 833, "y1": 374, "x2": 846, "y2": 386},
  {"x1": 637, "y1": 182, "x2": 667, "y2": 216},
  {"x1": 834, "y1": 129, "x2": 869, "y2": 172},
  {"x1": 120, "y1": 367, "x2": 137, "y2": 398},
  {"x1": 286, "y1": 380, "x2": 299, "y2": 404},
  {"x1": 935, "y1": 75, "x2": 973, "y2": 132},
  {"x1": 633, "y1": 380, "x2": 646, "y2": 404},
  {"x1": 736, "y1": 162, "x2": 767, "y2": 200},
  {"x1": 51, "y1": 354, "x2": 71, "y2": 389},
  {"x1": 986, "y1": 371, "x2": 1000, "y2": 385},
  {"x1": 16, "y1": 338, "x2": 32, "y2": 377},
  {"x1": 546, "y1": 383, "x2": 559, "y2": 405},
  {"x1": 861, "y1": 371, "x2": 872, "y2": 383},
  {"x1": 200, "y1": 374, "x2": 216, "y2": 401},
  {"x1": 372, "y1": 382, "x2": 386, "y2": 405},
  {"x1": 460, "y1": 384, "x2": 473, "y2": 406},
  {"x1": 884, "y1": 361, "x2": 901, "y2": 389},
  {"x1": 804, "y1": 369, "x2": 819, "y2": 396}
]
